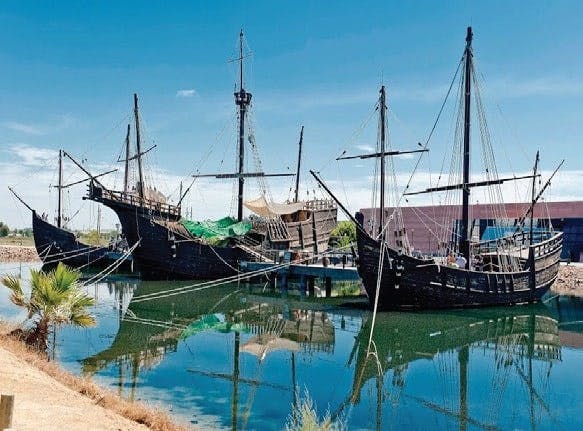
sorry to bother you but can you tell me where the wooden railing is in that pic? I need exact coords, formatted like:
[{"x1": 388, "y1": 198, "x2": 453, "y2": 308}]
[
  {"x1": 303, "y1": 199, "x2": 336, "y2": 211},
  {"x1": 471, "y1": 229, "x2": 557, "y2": 255},
  {"x1": 90, "y1": 183, "x2": 181, "y2": 218}
]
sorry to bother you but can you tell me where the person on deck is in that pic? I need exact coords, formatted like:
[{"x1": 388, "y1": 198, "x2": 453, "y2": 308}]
[{"x1": 455, "y1": 254, "x2": 467, "y2": 269}]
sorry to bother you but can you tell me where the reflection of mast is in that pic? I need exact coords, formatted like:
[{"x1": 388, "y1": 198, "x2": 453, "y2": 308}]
[
  {"x1": 528, "y1": 314, "x2": 535, "y2": 431},
  {"x1": 375, "y1": 373, "x2": 382, "y2": 431},
  {"x1": 232, "y1": 331, "x2": 240, "y2": 431},
  {"x1": 459, "y1": 345, "x2": 469, "y2": 431},
  {"x1": 291, "y1": 352, "x2": 298, "y2": 410},
  {"x1": 117, "y1": 356, "x2": 123, "y2": 397}
]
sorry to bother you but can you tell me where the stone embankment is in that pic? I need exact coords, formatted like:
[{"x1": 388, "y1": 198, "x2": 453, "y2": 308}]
[
  {"x1": 551, "y1": 263, "x2": 583, "y2": 297},
  {"x1": 0, "y1": 245, "x2": 40, "y2": 263}
]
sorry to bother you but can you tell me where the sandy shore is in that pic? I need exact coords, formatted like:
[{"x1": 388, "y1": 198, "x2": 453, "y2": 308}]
[{"x1": 0, "y1": 328, "x2": 190, "y2": 431}]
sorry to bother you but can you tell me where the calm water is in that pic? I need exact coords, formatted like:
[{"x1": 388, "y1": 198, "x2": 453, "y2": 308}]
[{"x1": 1, "y1": 262, "x2": 583, "y2": 430}]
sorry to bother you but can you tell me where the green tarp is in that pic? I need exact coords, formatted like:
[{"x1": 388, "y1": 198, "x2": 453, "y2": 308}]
[
  {"x1": 180, "y1": 216, "x2": 252, "y2": 242},
  {"x1": 179, "y1": 314, "x2": 248, "y2": 339}
]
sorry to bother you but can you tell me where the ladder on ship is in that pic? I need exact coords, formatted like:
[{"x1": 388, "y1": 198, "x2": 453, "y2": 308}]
[
  {"x1": 233, "y1": 235, "x2": 275, "y2": 263},
  {"x1": 267, "y1": 218, "x2": 290, "y2": 242}
]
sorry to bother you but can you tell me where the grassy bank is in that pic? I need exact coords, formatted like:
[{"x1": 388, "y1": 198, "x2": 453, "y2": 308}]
[{"x1": 0, "y1": 236, "x2": 34, "y2": 247}]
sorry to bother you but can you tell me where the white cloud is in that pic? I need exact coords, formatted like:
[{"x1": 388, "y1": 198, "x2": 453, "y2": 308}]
[
  {"x1": 2, "y1": 114, "x2": 74, "y2": 136},
  {"x1": 489, "y1": 76, "x2": 583, "y2": 99},
  {"x1": 6, "y1": 144, "x2": 57, "y2": 166},
  {"x1": 354, "y1": 144, "x2": 374, "y2": 152},
  {"x1": 176, "y1": 89, "x2": 197, "y2": 98}
]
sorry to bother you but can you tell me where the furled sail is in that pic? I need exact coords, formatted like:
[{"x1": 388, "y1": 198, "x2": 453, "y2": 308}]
[{"x1": 244, "y1": 195, "x2": 305, "y2": 217}]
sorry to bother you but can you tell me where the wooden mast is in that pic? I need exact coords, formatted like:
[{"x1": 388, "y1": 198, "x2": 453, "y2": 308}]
[
  {"x1": 379, "y1": 85, "x2": 387, "y2": 238},
  {"x1": 530, "y1": 151, "x2": 540, "y2": 245},
  {"x1": 123, "y1": 124, "x2": 131, "y2": 194},
  {"x1": 57, "y1": 149, "x2": 63, "y2": 228},
  {"x1": 379, "y1": 85, "x2": 386, "y2": 238},
  {"x1": 460, "y1": 26, "x2": 473, "y2": 267},
  {"x1": 133, "y1": 93, "x2": 145, "y2": 200},
  {"x1": 294, "y1": 126, "x2": 304, "y2": 203},
  {"x1": 234, "y1": 30, "x2": 252, "y2": 221}
]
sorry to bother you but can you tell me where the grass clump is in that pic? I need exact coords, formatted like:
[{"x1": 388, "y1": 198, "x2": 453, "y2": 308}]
[{"x1": 285, "y1": 389, "x2": 346, "y2": 431}]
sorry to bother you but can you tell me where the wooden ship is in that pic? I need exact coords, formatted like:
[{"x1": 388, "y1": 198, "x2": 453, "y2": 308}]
[
  {"x1": 87, "y1": 31, "x2": 336, "y2": 280},
  {"x1": 9, "y1": 150, "x2": 116, "y2": 269},
  {"x1": 313, "y1": 27, "x2": 563, "y2": 310}
]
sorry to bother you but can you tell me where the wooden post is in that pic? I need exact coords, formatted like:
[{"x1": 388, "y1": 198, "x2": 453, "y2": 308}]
[
  {"x1": 308, "y1": 277, "x2": 315, "y2": 297},
  {"x1": 0, "y1": 394, "x2": 14, "y2": 430},
  {"x1": 280, "y1": 272, "x2": 288, "y2": 295},
  {"x1": 299, "y1": 274, "x2": 307, "y2": 297},
  {"x1": 325, "y1": 277, "x2": 332, "y2": 297}
]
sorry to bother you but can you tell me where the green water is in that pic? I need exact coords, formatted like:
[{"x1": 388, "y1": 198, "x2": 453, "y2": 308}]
[{"x1": 1, "y1": 262, "x2": 582, "y2": 430}]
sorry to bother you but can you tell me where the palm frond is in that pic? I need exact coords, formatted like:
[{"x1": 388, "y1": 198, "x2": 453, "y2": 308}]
[
  {"x1": 52, "y1": 262, "x2": 81, "y2": 292},
  {"x1": 1, "y1": 275, "x2": 28, "y2": 307},
  {"x1": 1, "y1": 264, "x2": 97, "y2": 350}
]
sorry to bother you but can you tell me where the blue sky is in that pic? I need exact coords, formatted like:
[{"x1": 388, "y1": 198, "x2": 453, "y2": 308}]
[{"x1": 1, "y1": 1, "x2": 582, "y2": 228}]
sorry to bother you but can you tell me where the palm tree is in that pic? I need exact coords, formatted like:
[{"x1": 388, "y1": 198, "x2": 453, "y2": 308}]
[{"x1": 1, "y1": 262, "x2": 96, "y2": 352}]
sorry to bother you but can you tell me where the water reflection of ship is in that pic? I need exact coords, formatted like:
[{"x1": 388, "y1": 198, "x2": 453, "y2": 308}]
[
  {"x1": 187, "y1": 302, "x2": 337, "y2": 430},
  {"x1": 82, "y1": 282, "x2": 338, "y2": 428},
  {"x1": 82, "y1": 281, "x2": 247, "y2": 397},
  {"x1": 240, "y1": 303, "x2": 335, "y2": 356},
  {"x1": 342, "y1": 306, "x2": 561, "y2": 431}
]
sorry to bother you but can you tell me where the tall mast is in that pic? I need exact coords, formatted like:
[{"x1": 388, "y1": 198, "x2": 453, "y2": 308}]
[
  {"x1": 294, "y1": 126, "x2": 304, "y2": 203},
  {"x1": 379, "y1": 85, "x2": 386, "y2": 238},
  {"x1": 460, "y1": 27, "x2": 473, "y2": 266},
  {"x1": 234, "y1": 30, "x2": 252, "y2": 222},
  {"x1": 123, "y1": 124, "x2": 131, "y2": 194},
  {"x1": 530, "y1": 151, "x2": 540, "y2": 245},
  {"x1": 134, "y1": 93, "x2": 145, "y2": 200},
  {"x1": 57, "y1": 149, "x2": 63, "y2": 228}
]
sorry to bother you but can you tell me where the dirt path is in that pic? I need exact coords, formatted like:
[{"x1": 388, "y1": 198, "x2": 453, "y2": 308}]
[{"x1": 0, "y1": 346, "x2": 152, "y2": 431}]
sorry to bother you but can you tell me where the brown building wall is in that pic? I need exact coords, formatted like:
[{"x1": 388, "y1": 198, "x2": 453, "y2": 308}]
[{"x1": 359, "y1": 201, "x2": 583, "y2": 257}]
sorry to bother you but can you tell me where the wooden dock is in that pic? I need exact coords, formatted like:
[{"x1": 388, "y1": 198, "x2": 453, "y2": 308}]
[{"x1": 239, "y1": 259, "x2": 361, "y2": 297}]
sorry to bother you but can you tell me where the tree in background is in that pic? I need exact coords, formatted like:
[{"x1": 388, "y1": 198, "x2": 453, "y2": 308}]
[
  {"x1": 328, "y1": 221, "x2": 356, "y2": 250},
  {"x1": 0, "y1": 222, "x2": 8, "y2": 237},
  {"x1": 1, "y1": 262, "x2": 96, "y2": 353},
  {"x1": 80, "y1": 229, "x2": 107, "y2": 246}
]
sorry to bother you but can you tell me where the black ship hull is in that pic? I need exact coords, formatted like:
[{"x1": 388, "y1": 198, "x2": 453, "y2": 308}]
[
  {"x1": 355, "y1": 215, "x2": 563, "y2": 310},
  {"x1": 32, "y1": 211, "x2": 109, "y2": 269},
  {"x1": 88, "y1": 184, "x2": 337, "y2": 280},
  {"x1": 91, "y1": 199, "x2": 250, "y2": 280}
]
